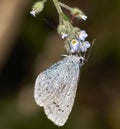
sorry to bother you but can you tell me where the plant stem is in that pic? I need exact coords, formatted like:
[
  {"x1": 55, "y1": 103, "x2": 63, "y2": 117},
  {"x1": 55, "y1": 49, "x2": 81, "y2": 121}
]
[
  {"x1": 52, "y1": 0, "x2": 63, "y2": 24},
  {"x1": 42, "y1": 0, "x2": 47, "y2": 3},
  {"x1": 59, "y1": 2, "x2": 72, "y2": 11}
]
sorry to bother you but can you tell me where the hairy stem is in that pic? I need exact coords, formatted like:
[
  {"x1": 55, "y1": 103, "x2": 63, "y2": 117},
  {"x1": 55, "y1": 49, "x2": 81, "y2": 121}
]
[
  {"x1": 59, "y1": 2, "x2": 72, "y2": 11},
  {"x1": 42, "y1": 0, "x2": 47, "y2": 3},
  {"x1": 52, "y1": 0, "x2": 63, "y2": 24}
]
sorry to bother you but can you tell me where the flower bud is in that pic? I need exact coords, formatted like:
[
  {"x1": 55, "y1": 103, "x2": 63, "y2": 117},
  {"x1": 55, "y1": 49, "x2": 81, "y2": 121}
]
[
  {"x1": 71, "y1": 8, "x2": 87, "y2": 20},
  {"x1": 57, "y1": 24, "x2": 68, "y2": 39},
  {"x1": 30, "y1": 1, "x2": 44, "y2": 17}
]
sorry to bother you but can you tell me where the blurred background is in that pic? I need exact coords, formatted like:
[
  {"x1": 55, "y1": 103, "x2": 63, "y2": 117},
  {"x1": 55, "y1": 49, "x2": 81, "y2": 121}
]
[{"x1": 0, "y1": 0, "x2": 120, "y2": 129}]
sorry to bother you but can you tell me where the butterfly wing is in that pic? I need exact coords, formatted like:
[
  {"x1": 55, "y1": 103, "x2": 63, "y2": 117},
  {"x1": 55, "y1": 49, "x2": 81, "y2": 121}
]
[{"x1": 34, "y1": 56, "x2": 80, "y2": 126}]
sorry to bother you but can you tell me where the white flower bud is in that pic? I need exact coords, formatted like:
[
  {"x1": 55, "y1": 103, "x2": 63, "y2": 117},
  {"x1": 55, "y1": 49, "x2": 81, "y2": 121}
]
[
  {"x1": 71, "y1": 8, "x2": 87, "y2": 20},
  {"x1": 30, "y1": 1, "x2": 44, "y2": 17}
]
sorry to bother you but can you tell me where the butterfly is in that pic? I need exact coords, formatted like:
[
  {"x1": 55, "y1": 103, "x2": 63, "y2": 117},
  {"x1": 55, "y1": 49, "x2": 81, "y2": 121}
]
[{"x1": 34, "y1": 55, "x2": 85, "y2": 126}]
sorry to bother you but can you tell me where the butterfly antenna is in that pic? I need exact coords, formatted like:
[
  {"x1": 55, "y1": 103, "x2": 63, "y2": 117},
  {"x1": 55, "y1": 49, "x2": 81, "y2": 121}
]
[{"x1": 86, "y1": 38, "x2": 96, "y2": 61}]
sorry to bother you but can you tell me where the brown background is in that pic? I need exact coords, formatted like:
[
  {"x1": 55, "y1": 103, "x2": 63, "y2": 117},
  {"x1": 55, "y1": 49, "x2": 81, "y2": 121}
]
[{"x1": 0, "y1": 0, "x2": 120, "y2": 129}]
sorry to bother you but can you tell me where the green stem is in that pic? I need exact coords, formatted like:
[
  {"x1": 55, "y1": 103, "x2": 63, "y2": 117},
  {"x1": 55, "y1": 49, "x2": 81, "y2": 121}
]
[
  {"x1": 59, "y1": 2, "x2": 72, "y2": 11},
  {"x1": 52, "y1": 0, "x2": 63, "y2": 24},
  {"x1": 42, "y1": 0, "x2": 47, "y2": 3}
]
